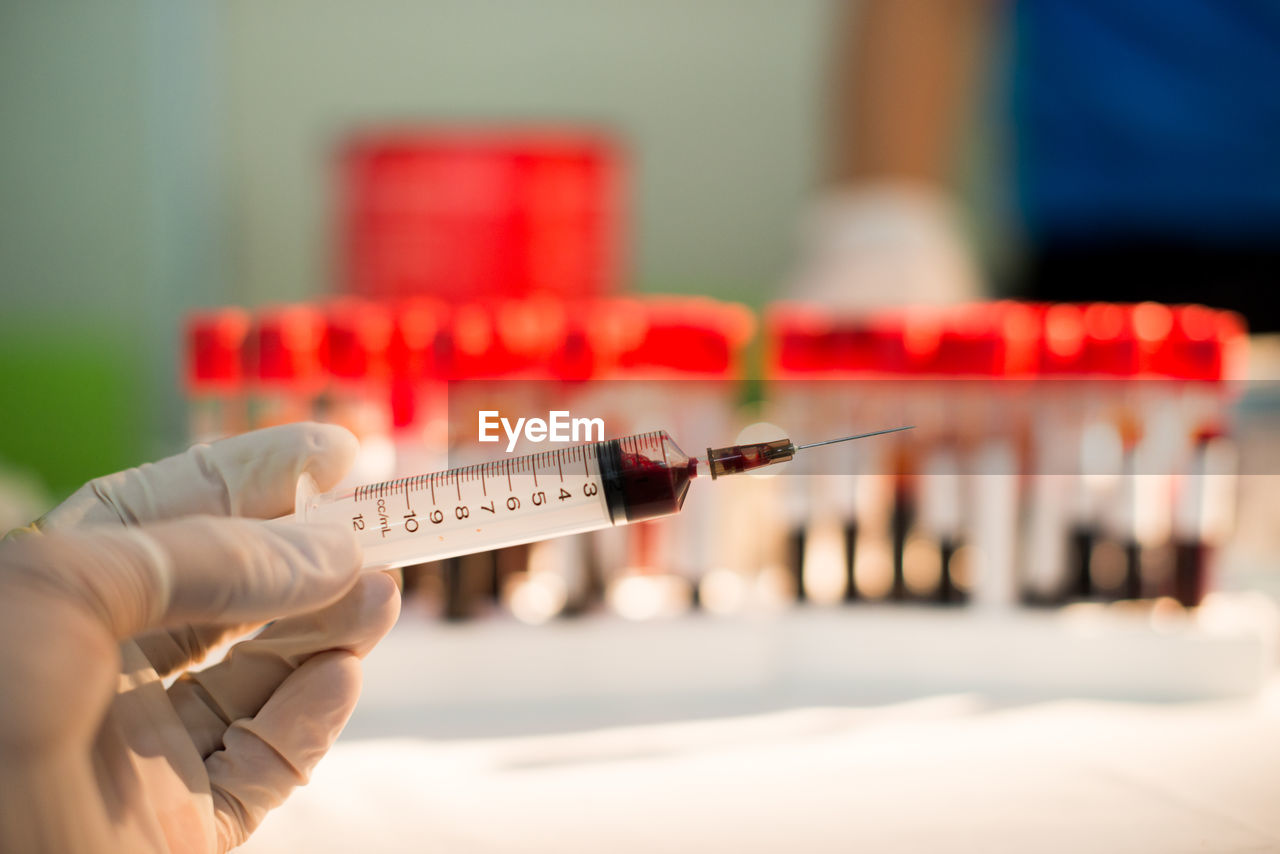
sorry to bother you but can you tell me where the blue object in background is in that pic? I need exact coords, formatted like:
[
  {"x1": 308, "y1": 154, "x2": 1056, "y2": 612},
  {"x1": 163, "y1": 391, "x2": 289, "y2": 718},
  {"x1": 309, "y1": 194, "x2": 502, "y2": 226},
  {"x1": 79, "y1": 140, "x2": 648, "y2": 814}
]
[{"x1": 1011, "y1": 0, "x2": 1280, "y2": 244}]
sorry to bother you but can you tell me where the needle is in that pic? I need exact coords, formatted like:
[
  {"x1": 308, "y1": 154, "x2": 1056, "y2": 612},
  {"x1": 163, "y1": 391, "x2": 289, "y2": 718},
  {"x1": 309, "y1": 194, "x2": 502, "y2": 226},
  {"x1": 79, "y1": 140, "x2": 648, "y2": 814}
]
[{"x1": 793, "y1": 425, "x2": 915, "y2": 451}]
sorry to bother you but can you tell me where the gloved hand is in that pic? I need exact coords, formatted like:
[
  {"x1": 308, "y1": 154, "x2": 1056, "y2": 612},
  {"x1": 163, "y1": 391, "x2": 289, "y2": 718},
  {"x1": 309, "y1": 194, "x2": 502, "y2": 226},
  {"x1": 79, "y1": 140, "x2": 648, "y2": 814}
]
[
  {"x1": 787, "y1": 182, "x2": 984, "y2": 309},
  {"x1": 0, "y1": 422, "x2": 401, "y2": 853}
]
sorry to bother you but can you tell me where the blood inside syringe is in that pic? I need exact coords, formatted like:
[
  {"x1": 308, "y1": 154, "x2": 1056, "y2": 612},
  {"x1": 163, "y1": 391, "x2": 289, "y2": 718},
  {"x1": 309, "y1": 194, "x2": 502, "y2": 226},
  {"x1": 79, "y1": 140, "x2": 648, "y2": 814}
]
[{"x1": 603, "y1": 437, "x2": 795, "y2": 523}]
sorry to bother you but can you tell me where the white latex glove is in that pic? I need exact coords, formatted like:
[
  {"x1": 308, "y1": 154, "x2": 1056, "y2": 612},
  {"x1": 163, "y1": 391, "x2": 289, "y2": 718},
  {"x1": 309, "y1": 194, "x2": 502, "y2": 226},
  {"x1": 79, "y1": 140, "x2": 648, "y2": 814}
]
[
  {"x1": 0, "y1": 423, "x2": 401, "y2": 853},
  {"x1": 788, "y1": 183, "x2": 983, "y2": 309}
]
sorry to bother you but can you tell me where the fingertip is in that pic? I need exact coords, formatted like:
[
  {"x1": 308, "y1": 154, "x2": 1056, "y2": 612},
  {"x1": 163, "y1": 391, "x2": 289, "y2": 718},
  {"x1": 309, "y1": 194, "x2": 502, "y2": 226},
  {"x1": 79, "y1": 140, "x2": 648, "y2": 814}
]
[
  {"x1": 297, "y1": 422, "x2": 360, "y2": 493},
  {"x1": 208, "y1": 423, "x2": 362, "y2": 519}
]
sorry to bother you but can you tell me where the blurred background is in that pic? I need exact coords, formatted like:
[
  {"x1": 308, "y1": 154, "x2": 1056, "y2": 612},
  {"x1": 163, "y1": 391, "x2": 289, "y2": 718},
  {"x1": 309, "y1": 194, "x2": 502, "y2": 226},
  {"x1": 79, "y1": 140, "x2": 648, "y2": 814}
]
[
  {"x1": 1, "y1": 0, "x2": 849, "y2": 492},
  {"x1": 4, "y1": 1, "x2": 1280, "y2": 851}
]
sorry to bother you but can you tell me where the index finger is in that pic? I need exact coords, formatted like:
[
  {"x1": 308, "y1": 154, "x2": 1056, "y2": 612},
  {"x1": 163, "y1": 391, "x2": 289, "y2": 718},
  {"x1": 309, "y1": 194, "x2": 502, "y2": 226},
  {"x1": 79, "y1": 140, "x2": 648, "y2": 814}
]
[{"x1": 38, "y1": 422, "x2": 358, "y2": 529}]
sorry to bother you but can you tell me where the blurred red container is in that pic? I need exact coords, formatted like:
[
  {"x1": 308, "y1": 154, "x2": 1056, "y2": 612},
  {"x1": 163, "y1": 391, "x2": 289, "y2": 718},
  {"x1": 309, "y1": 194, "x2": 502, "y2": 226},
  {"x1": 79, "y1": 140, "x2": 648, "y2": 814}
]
[
  {"x1": 339, "y1": 127, "x2": 625, "y2": 301},
  {"x1": 619, "y1": 297, "x2": 755, "y2": 380},
  {"x1": 252, "y1": 304, "x2": 326, "y2": 394},
  {"x1": 185, "y1": 308, "x2": 250, "y2": 394},
  {"x1": 322, "y1": 298, "x2": 394, "y2": 383}
]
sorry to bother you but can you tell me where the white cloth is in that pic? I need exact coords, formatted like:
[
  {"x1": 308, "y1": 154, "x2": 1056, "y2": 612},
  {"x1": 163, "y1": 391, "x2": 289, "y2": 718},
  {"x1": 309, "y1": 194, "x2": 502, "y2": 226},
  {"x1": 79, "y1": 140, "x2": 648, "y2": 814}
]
[{"x1": 242, "y1": 687, "x2": 1280, "y2": 853}]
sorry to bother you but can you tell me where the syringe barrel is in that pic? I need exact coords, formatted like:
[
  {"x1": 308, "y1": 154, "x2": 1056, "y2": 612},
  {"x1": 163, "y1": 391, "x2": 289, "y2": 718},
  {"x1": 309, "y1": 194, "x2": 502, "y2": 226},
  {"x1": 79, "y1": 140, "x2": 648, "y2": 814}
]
[{"x1": 296, "y1": 431, "x2": 694, "y2": 570}]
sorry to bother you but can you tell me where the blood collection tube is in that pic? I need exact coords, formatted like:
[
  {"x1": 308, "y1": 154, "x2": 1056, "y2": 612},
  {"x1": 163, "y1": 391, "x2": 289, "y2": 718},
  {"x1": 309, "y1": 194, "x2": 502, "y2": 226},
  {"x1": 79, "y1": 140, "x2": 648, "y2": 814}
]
[
  {"x1": 1173, "y1": 428, "x2": 1236, "y2": 607},
  {"x1": 956, "y1": 303, "x2": 1036, "y2": 611},
  {"x1": 556, "y1": 299, "x2": 650, "y2": 614},
  {"x1": 321, "y1": 298, "x2": 396, "y2": 487},
  {"x1": 874, "y1": 311, "x2": 927, "y2": 603},
  {"x1": 1126, "y1": 304, "x2": 1186, "y2": 600},
  {"x1": 1065, "y1": 303, "x2": 1132, "y2": 600},
  {"x1": 545, "y1": 300, "x2": 637, "y2": 616},
  {"x1": 1080, "y1": 303, "x2": 1168, "y2": 602},
  {"x1": 1023, "y1": 303, "x2": 1085, "y2": 605},
  {"x1": 858, "y1": 312, "x2": 924, "y2": 604},
  {"x1": 387, "y1": 297, "x2": 450, "y2": 478},
  {"x1": 436, "y1": 302, "x2": 505, "y2": 621},
  {"x1": 1097, "y1": 305, "x2": 1145, "y2": 600},
  {"x1": 882, "y1": 305, "x2": 979, "y2": 606},
  {"x1": 490, "y1": 298, "x2": 600, "y2": 619},
  {"x1": 915, "y1": 404, "x2": 964, "y2": 603},
  {"x1": 250, "y1": 305, "x2": 326, "y2": 429},
  {"x1": 766, "y1": 305, "x2": 837, "y2": 603},
  {"x1": 823, "y1": 347, "x2": 866, "y2": 606},
  {"x1": 648, "y1": 300, "x2": 754, "y2": 608},
  {"x1": 607, "y1": 301, "x2": 682, "y2": 611},
  {"x1": 826, "y1": 315, "x2": 888, "y2": 603},
  {"x1": 601, "y1": 298, "x2": 736, "y2": 617},
  {"x1": 806, "y1": 307, "x2": 899, "y2": 603},
  {"x1": 811, "y1": 388, "x2": 863, "y2": 605},
  {"x1": 898, "y1": 308, "x2": 958, "y2": 604},
  {"x1": 382, "y1": 299, "x2": 451, "y2": 612},
  {"x1": 767, "y1": 304, "x2": 912, "y2": 605},
  {"x1": 1166, "y1": 307, "x2": 1246, "y2": 606},
  {"x1": 184, "y1": 308, "x2": 250, "y2": 442}
]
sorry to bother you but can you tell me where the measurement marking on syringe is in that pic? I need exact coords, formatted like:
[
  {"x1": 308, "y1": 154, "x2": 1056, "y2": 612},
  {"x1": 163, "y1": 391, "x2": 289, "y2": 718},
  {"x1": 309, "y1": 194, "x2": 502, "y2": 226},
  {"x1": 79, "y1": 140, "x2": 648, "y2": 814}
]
[{"x1": 506, "y1": 461, "x2": 512, "y2": 491}]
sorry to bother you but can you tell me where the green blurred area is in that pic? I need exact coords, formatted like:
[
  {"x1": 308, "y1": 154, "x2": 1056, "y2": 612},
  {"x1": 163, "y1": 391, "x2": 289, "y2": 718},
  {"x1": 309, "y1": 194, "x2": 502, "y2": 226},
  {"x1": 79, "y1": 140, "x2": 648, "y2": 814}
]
[
  {"x1": 0, "y1": 322, "x2": 145, "y2": 502},
  {"x1": 1, "y1": 2, "x2": 219, "y2": 502}
]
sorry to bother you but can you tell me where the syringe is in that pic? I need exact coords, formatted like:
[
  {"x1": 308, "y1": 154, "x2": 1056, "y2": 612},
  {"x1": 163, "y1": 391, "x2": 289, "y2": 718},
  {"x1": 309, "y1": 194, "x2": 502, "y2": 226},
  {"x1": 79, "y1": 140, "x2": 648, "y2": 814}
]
[{"x1": 294, "y1": 426, "x2": 913, "y2": 570}]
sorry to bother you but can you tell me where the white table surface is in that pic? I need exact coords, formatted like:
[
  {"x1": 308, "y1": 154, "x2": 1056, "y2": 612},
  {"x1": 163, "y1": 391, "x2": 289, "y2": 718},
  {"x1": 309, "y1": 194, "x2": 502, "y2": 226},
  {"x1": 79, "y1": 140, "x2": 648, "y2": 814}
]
[
  {"x1": 242, "y1": 688, "x2": 1280, "y2": 853},
  {"x1": 238, "y1": 607, "x2": 1280, "y2": 853}
]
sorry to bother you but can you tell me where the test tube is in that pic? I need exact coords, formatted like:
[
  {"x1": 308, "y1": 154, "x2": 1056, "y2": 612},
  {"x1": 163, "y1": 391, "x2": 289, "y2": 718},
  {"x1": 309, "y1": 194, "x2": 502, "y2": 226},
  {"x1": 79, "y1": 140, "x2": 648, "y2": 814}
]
[
  {"x1": 383, "y1": 298, "x2": 452, "y2": 612},
  {"x1": 387, "y1": 297, "x2": 450, "y2": 478},
  {"x1": 1167, "y1": 307, "x2": 1246, "y2": 606},
  {"x1": 487, "y1": 298, "x2": 596, "y2": 617},
  {"x1": 765, "y1": 304, "x2": 835, "y2": 603},
  {"x1": 249, "y1": 305, "x2": 326, "y2": 429},
  {"x1": 598, "y1": 297, "x2": 748, "y2": 617},
  {"x1": 1080, "y1": 303, "x2": 1157, "y2": 601},
  {"x1": 552, "y1": 298, "x2": 647, "y2": 614},
  {"x1": 439, "y1": 302, "x2": 519, "y2": 620},
  {"x1": 1022, "y1": 303, "x2": 1084, "y2": 605},
  {"x1": 1063, "y1": 304, "x2": 1129, "y2": 600},
  {"x1": 641, "y1": 298, "x2": 754, "y2": 609},
  {"x1": 184, "y1": 308, "x2": 250, "y2": 442},
  {"x1": 958, "y1": 303, "x2": 1037, "y2": 612},
  {"x1": 828, "y1": 313, "x2": 893, "y2": 603},
  {"x1": 320, "y1": 298, "x2": 396, "y2": 488},
  {"x1": 766, "y1": 304, "x2": 902, "y2": 605}
]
